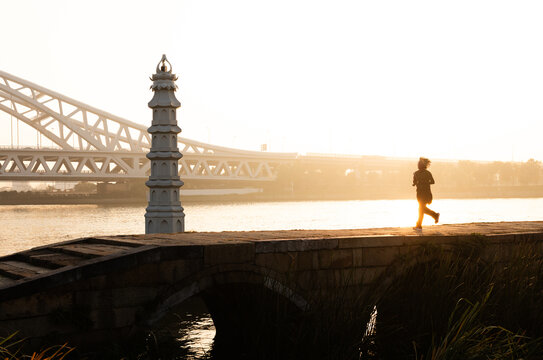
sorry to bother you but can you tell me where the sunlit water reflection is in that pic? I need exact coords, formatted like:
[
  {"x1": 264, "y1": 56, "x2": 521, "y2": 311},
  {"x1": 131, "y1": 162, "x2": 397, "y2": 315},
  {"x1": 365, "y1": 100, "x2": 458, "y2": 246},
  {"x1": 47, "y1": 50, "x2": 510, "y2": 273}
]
[
  {"x1": 178, "y1": 313, "x2": 215, "y2": 359},
  {"x1": 177, "y1": 313, "x2": 215, "y2": 358},
  {"x1": 2, "y1": 198, "x2": 543, "y2": 256}
]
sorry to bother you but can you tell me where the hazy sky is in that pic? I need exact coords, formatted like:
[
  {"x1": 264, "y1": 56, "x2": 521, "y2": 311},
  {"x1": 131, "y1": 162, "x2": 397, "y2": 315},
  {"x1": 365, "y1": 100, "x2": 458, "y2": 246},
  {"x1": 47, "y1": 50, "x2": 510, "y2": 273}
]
[{"x1": 1, "y1": 0, "x2": 542, "y2": 162}]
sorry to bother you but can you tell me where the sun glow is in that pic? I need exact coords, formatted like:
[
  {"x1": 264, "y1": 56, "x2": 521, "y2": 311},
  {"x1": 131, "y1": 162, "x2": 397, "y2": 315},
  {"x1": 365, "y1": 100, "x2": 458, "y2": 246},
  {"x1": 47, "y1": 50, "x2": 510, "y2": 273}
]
[{"x1": 1, "y1": 1, "x2": 543, "y2": 162}]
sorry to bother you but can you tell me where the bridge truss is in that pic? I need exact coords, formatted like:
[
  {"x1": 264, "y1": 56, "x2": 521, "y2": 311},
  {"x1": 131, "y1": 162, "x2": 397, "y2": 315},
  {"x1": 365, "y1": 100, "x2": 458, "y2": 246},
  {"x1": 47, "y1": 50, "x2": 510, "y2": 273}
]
[{"x1": 0, "y1": 70, "x2": 296, "y2": 182}]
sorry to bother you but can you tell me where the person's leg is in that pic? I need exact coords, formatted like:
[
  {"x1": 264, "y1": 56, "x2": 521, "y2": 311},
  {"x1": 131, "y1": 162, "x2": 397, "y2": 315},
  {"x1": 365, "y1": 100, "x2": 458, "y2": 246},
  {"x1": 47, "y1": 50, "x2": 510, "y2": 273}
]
[
  {"x1": 416, "y1": 202, "x2": 424, "y2": 228},
  {"x1": 423, "y1": 205, "x2": 439, "y2": 223}
]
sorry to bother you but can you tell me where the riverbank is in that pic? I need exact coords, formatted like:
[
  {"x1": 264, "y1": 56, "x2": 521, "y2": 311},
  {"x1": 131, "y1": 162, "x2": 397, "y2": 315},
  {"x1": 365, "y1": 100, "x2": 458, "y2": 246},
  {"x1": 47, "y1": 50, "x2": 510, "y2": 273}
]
[{"x1": 1, "y1": 184, "x2": 543, "y2": 205}]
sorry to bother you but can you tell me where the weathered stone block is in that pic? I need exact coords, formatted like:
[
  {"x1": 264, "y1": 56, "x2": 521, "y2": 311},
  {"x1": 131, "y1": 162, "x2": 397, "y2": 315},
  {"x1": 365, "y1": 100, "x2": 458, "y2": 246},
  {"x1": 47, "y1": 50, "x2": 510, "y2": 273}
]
[
  {"x1": 254, "y1": 240, "x2": 290, "y2": 253},
  {"x1": 312, "y1": 270, "x2": 336, "y2": 290},
  {"x1": 204, "y1": 243, "x2": 254, "y2": 265},
  {"x1": 75, "y1": 289, "x2": 112, "y2": 308},
  {"x1": 293, "y1": 270, "x2": 315, "y2": 291},
  {"x1": 351, "y1": 268, "x2": 366, "y2": 286},
  {"x1": 333, "y1": 269, "x2": 357, "y2": 287},
  {"x1": 219, "y1": 271, "x2": 261, "y2": 285},
  {"x1": 353, "y1": 248, "x2": 364, "y2": 267},
  {"x1": 111, "y1": 287, "x2": 158, "y2": 308},
  {"x1": 159, "y1": 245, "x2": 204, "y2": 260},
  {"x1": 255, "y1": 238, "x2": 339, "y2": 253},
  {"x1": 88, "y1": 309, "x2": 115, "y2": 330},
  {"x1": 86, "y1": 275, "x2": 109, "y2": 290},
  {"x1": 255, "y1": 253, "x2": 295, "y2": 272},
  {"x1": 342, "y1": 268, "x2": 366, "y2": 287},
  {"x1": 0, "y1": 291, "x2": 74, "y2": 319},
  {"x1": 317, "y1": 249, "x2": 353, "y2": 269},
  {"x1": 108, "y1": 263, "x2": 161, "y2": 287},
  {"x1": 362, "y1": 266, "x2": 387, "y2": 284},
  {"x1": 398, "y1": 245, "x2": 418, "y2": 257},
  {"x1": 159, "y1": 259, "x2": 202, "y2": 283},
  {"x1": 347, "y1": 267, "x2": 386, "y2": 286},
  {"x1": 216, "y1": 263, "x2": 255, "y2": 273},
  {"x1": 287, "y1": 239, "x2": 338, "y2": 252},
  {"x1": 338, "y1": 236, "x2": 406, "y2": 249},
  {"x1": 295, "y1": 251, "x2": 319, "y2": 271},
  {"x1": 361, "y1": 247, "x2": 400, "y2": 267},
  {"x1": 113, "y1": 306, "x2": 143, "y2": 328}
]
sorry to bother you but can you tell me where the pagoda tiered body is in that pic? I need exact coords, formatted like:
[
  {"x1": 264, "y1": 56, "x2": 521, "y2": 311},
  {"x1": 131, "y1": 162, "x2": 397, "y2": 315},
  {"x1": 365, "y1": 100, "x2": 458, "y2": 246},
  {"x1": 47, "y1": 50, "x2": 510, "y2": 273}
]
[{"x1": 145, "y1": 55, "x2": 185, "y2": 234}]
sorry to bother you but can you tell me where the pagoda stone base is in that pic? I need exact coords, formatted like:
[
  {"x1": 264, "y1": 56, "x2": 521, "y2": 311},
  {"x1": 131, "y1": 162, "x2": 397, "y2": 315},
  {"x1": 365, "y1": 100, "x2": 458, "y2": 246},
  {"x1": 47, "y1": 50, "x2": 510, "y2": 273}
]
[{"x1": 145, "y1": 211, "x2": 185, "y2": 233}]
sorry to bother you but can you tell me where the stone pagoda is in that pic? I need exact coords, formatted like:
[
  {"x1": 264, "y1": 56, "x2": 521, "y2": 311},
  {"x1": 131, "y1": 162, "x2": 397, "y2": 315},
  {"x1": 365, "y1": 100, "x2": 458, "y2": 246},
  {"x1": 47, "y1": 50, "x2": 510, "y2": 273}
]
[{"x1": 145, "y1": 55, "x2": 185, "y2": 234}]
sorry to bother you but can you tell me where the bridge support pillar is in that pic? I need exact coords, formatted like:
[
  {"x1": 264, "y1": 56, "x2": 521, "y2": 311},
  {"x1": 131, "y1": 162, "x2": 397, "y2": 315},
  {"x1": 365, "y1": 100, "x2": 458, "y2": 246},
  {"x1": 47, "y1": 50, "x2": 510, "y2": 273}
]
[{"x1": 145, "y1": 55, "x2": 185, "y2": 234}]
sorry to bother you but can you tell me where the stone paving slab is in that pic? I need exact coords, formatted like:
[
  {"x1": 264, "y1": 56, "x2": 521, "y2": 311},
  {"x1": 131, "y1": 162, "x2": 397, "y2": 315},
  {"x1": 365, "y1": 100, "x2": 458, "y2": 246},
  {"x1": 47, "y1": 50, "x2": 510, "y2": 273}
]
[
  {"x1": 50, "y1": 243, "x2": 135, "y2": 258},
  {"x1": 0, "y1": 274, "x2": 15, "y2": 287},
  {"x1": 21, "y1": 250, "x2": 87, "y2": 268},
  {"x1": 0, "y1": 261, "x2": 50, "y2": 279}
]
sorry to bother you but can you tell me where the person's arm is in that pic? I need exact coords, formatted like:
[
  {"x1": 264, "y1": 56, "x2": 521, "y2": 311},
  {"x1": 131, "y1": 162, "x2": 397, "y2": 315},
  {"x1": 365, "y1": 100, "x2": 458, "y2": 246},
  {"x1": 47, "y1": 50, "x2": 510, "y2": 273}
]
[
  {"x1": 413, "y1": 172, "x2": 417, "y2": 186},
  {"x1": 429, "y1": 172, "x2": 435, "y2": 185}
]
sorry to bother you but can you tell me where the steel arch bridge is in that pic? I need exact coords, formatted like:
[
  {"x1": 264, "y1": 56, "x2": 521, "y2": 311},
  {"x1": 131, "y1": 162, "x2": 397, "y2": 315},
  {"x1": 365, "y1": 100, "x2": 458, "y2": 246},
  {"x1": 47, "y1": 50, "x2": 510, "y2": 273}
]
[{"x1": 0, "y1": 70, "x2": 297, "y2": 182}]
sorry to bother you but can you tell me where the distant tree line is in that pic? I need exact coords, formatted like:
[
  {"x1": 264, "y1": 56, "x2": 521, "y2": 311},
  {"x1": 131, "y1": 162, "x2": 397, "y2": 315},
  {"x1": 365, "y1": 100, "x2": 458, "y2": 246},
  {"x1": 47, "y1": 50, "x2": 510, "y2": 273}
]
[{"x1": 268, "y1": 158, "x2": 543, "y2": 199}]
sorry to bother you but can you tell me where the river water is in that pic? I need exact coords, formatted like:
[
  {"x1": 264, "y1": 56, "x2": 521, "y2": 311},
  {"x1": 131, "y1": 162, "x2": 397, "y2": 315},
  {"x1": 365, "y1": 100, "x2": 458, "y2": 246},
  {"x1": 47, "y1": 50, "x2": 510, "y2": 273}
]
[{"x1": 1, "y1": 197, "x2": 543, "y2": 357}]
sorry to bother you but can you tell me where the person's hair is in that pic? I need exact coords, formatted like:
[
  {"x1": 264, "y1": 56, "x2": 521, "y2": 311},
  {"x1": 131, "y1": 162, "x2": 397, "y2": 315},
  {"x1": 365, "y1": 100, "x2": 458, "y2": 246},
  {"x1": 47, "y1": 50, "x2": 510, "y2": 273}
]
[{"x1": 418, "y1": 157, "x2": 431, "y2": 170}]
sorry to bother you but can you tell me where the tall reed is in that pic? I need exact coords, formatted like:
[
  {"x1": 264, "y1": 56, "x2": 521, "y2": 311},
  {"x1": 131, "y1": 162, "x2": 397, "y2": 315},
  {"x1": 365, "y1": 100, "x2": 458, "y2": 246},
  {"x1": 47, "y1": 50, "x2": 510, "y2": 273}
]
[
  {"x1": 366, "y1": 238, "x2": 543, "y2": 359},
  {"x1": 0, "y1": 333, "x2": 73, "y2": 360}
]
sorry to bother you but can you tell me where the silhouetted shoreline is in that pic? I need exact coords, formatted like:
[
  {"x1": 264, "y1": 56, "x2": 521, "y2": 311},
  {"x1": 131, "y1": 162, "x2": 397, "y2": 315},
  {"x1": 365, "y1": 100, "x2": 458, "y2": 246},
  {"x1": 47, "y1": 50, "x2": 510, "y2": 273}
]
[{"x1": 1, "y1": 185, "x2": 543, "y2": 205}]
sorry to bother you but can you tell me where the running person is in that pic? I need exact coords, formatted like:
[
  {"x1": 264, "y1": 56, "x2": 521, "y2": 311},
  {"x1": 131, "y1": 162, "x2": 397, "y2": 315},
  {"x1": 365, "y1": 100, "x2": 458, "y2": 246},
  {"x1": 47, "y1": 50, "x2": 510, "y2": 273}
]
[{"x1": 413, "y1": 157, "x2": 439, "y2": 229}]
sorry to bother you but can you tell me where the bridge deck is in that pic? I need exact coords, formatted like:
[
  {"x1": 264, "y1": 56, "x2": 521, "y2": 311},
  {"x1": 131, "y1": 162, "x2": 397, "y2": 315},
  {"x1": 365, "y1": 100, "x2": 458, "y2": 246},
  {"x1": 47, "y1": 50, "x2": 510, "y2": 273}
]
[
  {"x1": 1, "y1": 221, "x2": 542, "y2": 297},
  {"x1": 119, "y1": 221, "x2": 543, "y2": 245}
]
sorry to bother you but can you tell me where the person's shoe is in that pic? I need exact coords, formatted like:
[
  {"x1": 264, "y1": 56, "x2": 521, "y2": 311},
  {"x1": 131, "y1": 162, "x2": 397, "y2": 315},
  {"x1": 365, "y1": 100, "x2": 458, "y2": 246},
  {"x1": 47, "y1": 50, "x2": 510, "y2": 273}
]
[
  {"x1": 413, "y1": 226, "x2": 422, "y2": 230},
  {"x1": 435, "y1": 213, "x2": 440, "y2": 224}
]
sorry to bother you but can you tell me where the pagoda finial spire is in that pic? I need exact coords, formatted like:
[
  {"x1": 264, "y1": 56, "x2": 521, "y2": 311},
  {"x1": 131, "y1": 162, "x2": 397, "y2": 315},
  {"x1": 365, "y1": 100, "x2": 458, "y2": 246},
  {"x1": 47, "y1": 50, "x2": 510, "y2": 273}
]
[{"x1": 156, "y1": 54, "x2": 172, "y2": 73}]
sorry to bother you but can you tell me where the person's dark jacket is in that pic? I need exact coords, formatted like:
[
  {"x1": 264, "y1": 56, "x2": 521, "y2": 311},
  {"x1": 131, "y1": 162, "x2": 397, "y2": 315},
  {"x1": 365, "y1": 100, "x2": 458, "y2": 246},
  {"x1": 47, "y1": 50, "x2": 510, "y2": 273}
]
[{"x1": 413, "y1": 169, "x2": 435, "y2": 204}]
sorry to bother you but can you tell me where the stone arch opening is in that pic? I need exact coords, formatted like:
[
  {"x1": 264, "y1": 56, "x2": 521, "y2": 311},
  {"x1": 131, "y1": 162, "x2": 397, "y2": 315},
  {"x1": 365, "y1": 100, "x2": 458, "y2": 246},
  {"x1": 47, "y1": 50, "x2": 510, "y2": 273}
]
[{"x1": 145, "y1": 269, "x2": 307, "y2": 355}]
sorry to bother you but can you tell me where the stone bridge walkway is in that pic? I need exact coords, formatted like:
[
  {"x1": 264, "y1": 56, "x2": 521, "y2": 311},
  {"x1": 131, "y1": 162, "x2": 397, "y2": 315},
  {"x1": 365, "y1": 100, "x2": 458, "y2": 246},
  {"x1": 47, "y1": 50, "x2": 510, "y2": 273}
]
[
  {"x1": 1, "y1": 221, "x2": 543, "y2": 348},
  {"x1": 1, "y1": 221, "x2": 542, "y2": 293}
]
